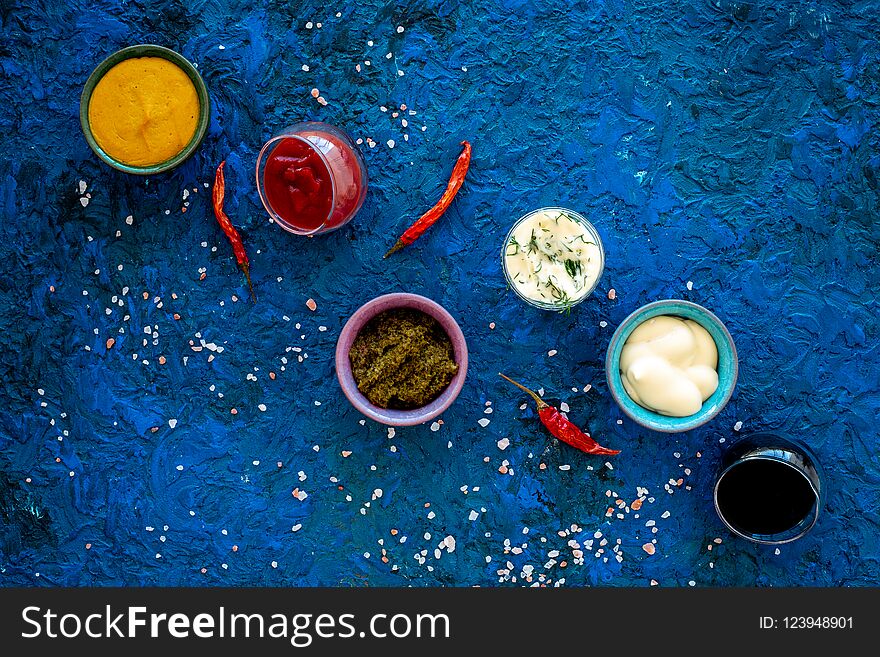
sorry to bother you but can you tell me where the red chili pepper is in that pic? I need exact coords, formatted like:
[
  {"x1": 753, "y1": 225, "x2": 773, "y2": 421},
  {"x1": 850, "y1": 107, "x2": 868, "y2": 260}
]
[
  {"x1": 499, "y1": 373, "x2": 620, "y2": 456},
  {"x1": 212, "y1": 161, "x2": 256, "y2": 303},
  {"x1": 384, "y1": 140, "x2": 472, "y2": 258}
]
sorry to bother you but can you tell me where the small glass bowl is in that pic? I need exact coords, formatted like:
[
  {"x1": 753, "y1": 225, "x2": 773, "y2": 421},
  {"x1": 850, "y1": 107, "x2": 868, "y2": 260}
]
[
  {"x1": 256, "y1": 121, "x2": 367, "y2": 236},
  {"x1": 501, "y1": 207, "x2": 605, "y2": 311}
]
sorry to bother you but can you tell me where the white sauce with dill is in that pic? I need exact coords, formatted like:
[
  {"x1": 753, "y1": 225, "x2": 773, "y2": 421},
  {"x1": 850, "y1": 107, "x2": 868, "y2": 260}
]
[{"x1": 504, "y1": 209, "x2": 603, "y2": 308}]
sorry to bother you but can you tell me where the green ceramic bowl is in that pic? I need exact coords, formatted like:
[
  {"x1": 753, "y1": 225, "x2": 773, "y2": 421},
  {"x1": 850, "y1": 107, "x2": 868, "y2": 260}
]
[
  {"x1": 80, "y1": 44, "x2": 210, "y2": 175},
  {"x1": 606, "y1": 299, "x2": 738, "y2": 433}
]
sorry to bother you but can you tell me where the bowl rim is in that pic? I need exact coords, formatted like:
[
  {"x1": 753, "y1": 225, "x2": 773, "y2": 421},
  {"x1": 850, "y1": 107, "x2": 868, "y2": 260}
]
[
  {"x1": 713, "y1": 455, "x2": 821, "y2": 544},
  {"x1": 80, "y1": 44, "x2": 211, "y2": 175},
  {"x1": 335, "y1": 293, "x2": 468, "y2": 426},
  {"x1": 605, "y1": 299, "x2": 738, "y2": 432},
  {"x1": 500, "y1": 206, "x2": 605, "y2": 312}
]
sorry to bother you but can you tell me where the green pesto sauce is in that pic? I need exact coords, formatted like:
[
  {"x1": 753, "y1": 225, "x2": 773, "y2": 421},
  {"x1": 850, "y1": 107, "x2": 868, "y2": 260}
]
[{"x1": 349, "y1": 308, "x2": 459, "y2": 410}]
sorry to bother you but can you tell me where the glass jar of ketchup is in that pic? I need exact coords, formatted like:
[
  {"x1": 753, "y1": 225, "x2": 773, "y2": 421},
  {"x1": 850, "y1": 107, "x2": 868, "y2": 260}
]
[{"x1": 256, "y1": 122, "x2": 367, "y2": 235}]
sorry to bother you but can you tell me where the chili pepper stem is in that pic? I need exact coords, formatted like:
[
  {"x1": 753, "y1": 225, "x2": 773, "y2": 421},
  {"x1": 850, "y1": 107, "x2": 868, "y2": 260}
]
[
  {"x1": 242, "y1": 263, "x2": 256, "y2": 303},
  {"x1": 383, "y1": 239, "x2": 406, "y2": 258},
  {"x1": 498, "y1": 373, "x2": 549, "y2": 409}
]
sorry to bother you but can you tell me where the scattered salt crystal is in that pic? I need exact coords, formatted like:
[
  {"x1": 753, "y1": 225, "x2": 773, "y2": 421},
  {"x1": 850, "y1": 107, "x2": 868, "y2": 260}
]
[
  {"x1": 734, "y1": 421, "x2": 743, "y2": 431},
  {"x1": 306, "y1": 298, "x2": 317, "y2": 311},
  {"x1": 687, "y1": 281, "x2": 694, "y2": 290},
  {"x1": 387, "y1": 139, "x2": 395, "y2": 148},
  {"x1": 477, "y1": 418, "x2": 490, "y2": 428},
  {"x1": 497, "y1": 438, "x2": 509, "y2": 450},
  {"x1": 548, "y1": 349, "x2": 557, "y2": 357},
  {"x1": 168, "y1": 418, "x2": 177, "y2": 429}
]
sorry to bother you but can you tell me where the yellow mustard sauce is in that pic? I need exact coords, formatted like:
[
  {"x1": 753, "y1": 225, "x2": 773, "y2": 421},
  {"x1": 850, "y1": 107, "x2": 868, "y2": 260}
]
[{"x1": 88, "y1": 56, "x2": 199, "y2": 167}]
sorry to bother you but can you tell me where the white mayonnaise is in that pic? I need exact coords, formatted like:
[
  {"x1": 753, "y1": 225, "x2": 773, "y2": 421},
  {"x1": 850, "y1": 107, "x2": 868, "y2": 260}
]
[
  {"x1": 620, "y1": 315, "x2": 719, "y2": 417},
  {"x1": 504, "y1": 208, "x2": 603, "y2": 309}
]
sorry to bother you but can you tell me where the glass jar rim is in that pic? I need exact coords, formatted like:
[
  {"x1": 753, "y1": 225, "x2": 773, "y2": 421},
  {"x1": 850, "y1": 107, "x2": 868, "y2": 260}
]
[
  {"x1": 714, "y1": 455, "x2": 821, "y2": 544},
  {"x1": 501, "y1": 207, "x2": 605, "y2": 311},
  {"x1": 255, "y1": 132, "x2": 337, "y2": 236}
]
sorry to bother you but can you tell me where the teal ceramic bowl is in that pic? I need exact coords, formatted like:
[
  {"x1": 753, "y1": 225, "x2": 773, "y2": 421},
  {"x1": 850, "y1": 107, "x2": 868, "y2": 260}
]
[
  {"x1": 605, "y1": 299, "x2": 738, "y2": 433},
  {"x1": 80, "y1": 44, "x2": 210, "y2": 175}
]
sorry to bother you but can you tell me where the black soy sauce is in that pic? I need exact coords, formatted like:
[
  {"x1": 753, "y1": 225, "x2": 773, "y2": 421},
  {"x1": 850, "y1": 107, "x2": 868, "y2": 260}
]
[{"x1": 716, "y1": 458, "x2": 817, "y2": 536}]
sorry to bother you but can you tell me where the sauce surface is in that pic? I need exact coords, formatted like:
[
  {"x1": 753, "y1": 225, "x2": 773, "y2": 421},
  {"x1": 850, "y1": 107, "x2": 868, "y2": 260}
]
[
  {"x1": 263, "y1": 137, "x2": 334, "y2": 231},
  {"x1": 349, "y1": 309, "x2": 458, "y2": 410},
  {"x1": 504, "y1": 209, "x2": 602, "y2": 308},
  {"x1": 620, "y1": 315, "x2": 719, "y2": 417},
  {"x1": 88, "y1": 56, "x2": 199, "y2": 167}
]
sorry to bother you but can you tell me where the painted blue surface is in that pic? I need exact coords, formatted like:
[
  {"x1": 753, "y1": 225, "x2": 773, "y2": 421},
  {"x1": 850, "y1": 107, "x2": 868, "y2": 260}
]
[{"x1": 1, "y1": 0, "x2": 878, "y2": 586}]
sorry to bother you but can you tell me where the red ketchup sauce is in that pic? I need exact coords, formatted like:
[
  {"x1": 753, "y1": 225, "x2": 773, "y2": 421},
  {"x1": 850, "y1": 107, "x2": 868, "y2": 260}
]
[
  {"x1": 262, "y1": 131, "x2": 365, "y2": 232},
  {"x1": 262, "y1": 137, "x2": 333, "y2": 232}
]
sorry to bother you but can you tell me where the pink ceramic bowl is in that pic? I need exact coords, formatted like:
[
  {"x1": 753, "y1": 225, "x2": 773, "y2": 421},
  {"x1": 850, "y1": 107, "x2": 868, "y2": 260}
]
[{"x1": 335, "y1": 293, "x2": 468, "y2": 426}]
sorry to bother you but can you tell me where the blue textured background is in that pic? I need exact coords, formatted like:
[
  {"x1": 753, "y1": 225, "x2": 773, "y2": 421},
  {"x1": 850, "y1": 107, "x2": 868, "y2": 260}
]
[{"x1": 1, "y1": 0, "x2": 878, "y2": 587}]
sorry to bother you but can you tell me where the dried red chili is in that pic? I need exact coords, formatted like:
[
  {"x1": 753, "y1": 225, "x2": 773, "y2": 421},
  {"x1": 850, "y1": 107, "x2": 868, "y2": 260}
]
[
  {"x1": 212, "y1": 160, "x2": 256, "y2": 302},
  {"x1": 384, "y1": 140, "x2": 472, "y2": 258},
  {"x1": 499, "y1": 373, "x2": 620, "y2": 456}
]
